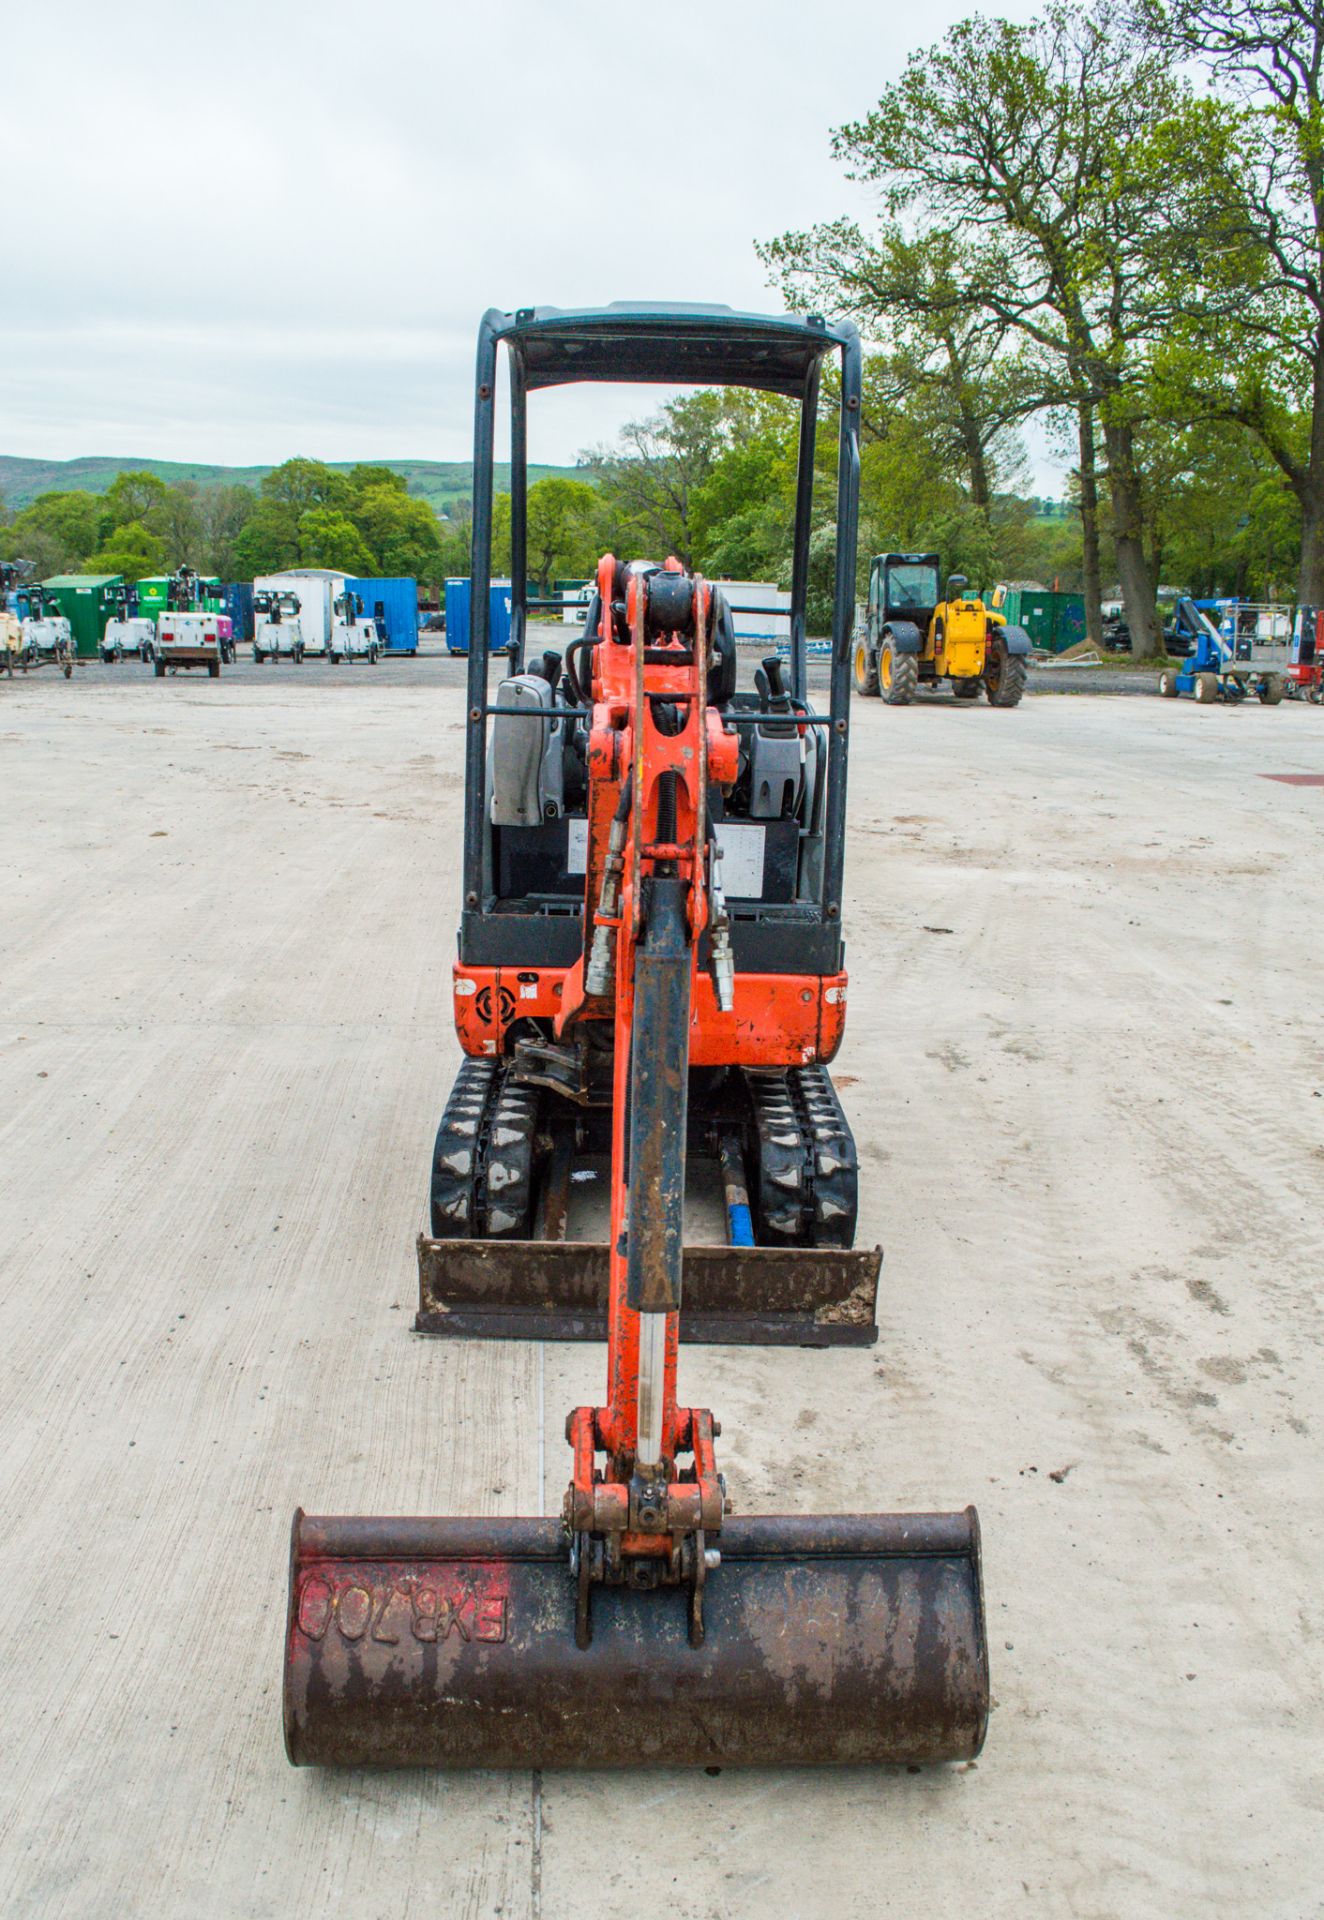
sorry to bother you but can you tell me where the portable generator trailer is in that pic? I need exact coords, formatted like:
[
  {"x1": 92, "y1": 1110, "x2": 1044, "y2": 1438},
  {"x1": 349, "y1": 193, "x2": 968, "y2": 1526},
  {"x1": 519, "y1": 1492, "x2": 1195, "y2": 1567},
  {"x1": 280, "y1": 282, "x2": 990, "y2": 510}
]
[
  {"x1": 855, "y1": 552, "x2": 1030, "y2": 706},
  {"x1": 328, "y1": 590, "x2": 381, "y2": 664},
  {"x1": 253, "y1": 588, "x2": 304, "y2": 662},
  {"x1": 154, "y1": 611, "x2": 228, "y2": 676},
  {"x1": 284, "y1": 303, "x2": 989, "y2": 1773},
  {"x1": 16, "y1": 585, "x2": 74, "y2": 677},
  {"x1": 151, "y1": 568, "x2": 231, "y2": 676},
  {"x1": 1158, "y1": 598, "x2": 1287, "y2": 703},
  {"x1": 101, "y1": 586, "x2": 156, "y2": 663}
]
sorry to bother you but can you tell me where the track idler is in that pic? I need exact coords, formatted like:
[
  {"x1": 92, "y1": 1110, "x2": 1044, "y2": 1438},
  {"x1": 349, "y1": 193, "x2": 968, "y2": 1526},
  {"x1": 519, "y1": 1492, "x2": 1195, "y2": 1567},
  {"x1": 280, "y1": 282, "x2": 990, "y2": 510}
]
[{"x1": 284, "y1": 1508, "x2": 988, "y2": 1768}]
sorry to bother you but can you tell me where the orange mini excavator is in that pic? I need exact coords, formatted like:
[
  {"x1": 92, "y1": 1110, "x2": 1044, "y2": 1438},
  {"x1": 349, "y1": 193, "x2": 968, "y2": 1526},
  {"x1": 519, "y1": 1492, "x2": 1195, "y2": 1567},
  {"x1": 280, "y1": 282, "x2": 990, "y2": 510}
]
[{"x1": 284, "y1": 305, "x2": 988, "y2": 1768}]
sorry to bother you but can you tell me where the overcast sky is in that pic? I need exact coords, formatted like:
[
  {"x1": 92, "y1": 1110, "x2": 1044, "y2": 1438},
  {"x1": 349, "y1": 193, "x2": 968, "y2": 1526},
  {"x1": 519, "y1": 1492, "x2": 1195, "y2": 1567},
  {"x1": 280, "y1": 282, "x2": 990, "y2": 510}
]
[{"x1": 6, "y1": 0, "x2": 1060, "y2": 486}]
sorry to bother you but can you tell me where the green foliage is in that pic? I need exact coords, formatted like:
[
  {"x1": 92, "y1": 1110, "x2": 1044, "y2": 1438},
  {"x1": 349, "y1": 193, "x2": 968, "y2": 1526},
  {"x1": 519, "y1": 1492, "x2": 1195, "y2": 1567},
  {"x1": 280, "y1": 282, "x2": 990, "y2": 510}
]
[
  {"x1": 585, "y1": 392, "x2": 731, "y2": 566},
  {"x1": 690, "y1": 396, "x2": 799, "y2": 581},
  {"x1": 200, "y1": 485, "x2": 260, "y2": 581},
  {"x1": 0, "y1": 453, "x2": 547, "y2": 593},
  {"x1": 103, "y1": 469, "x2": 168, "y2": 527},
  {"x1": 758, "y1": 1, "x2": 1247, "y2": 651},
  {"x1": 297, "y1": 509, "x2": 375, "y2": 575},
  {"x1": 523, "y1": 477, "x2": 603, "y2": 593},
  {"x1": 8, "y1": 490, "x2": 105, "y2": 569},
  {"x1": 351, "y1": 484, "x2": 445, "y2": 581},
  {"x1": 490, "y1": 493, "x2": 513, "y2": 574},
  {"x1": 153, "y1": 483, "x2": 206, "y2": 570},
  {"x1": 261, "y1": 457, "x2": 353, "y2": 517},
  {"x1": 83, "y1": 521, "x2": 166, "y2": 577},
  {"x1": 232, "y1": 501, "x2": 299, "y2": 577},
  {"x1": 1136, "y1": 1, "x2": 1324, "y2": 593},
  {"x1": 1136, "y1": 416, "x2": 1300, "y2": 597},
  {"x1": 347, "y1": 464, "x2": 409, "y2": 497},
  {"x1": 437, "y1": 500, "x2": 473, "y2": 578},
  {"x1": 585, "y1": 392, "x2": 798, "y2": 580}
]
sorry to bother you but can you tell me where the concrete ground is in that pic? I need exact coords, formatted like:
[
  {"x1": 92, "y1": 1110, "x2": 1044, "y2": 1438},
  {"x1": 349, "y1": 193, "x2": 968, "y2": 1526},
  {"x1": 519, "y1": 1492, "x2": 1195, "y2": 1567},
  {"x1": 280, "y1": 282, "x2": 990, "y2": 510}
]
[{"x1": 2, "y1": 659, "x2": 1322, "y2": 1919}]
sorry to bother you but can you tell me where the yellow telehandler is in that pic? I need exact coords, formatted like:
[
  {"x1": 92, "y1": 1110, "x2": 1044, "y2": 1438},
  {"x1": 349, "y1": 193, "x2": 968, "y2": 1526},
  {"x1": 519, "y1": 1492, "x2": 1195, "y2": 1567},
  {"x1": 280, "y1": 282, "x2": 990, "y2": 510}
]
[{"x1": 854, "y1": 551, "x2": 1029, "y2": 706}]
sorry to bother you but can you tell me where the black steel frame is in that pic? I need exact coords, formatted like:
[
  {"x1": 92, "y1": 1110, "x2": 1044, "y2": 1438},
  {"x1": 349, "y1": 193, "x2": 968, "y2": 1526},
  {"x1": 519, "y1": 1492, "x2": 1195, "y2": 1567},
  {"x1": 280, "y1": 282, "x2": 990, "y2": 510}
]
[{"x1": 461, "y1": 304, "x2": 862, "y2": 973}]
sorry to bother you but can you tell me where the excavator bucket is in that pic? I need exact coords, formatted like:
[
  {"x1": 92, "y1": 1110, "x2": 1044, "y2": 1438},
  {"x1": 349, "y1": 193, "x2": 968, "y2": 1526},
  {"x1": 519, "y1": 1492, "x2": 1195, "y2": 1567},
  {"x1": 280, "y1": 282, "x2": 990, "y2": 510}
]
[
  {"x1": 284, "y1": 1508, "x2": 988, "y2": 1768},
  {"x1": 415, "y1": 1236, "x2": 881, "y2": 1346}
]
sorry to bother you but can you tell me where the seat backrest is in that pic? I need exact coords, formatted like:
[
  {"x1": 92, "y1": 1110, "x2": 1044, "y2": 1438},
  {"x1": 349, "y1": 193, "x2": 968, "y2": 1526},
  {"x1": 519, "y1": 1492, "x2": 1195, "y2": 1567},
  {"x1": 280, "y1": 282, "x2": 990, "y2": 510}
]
[{"x1": 490, "y1": 673, "x2": 565, "y2": 826}]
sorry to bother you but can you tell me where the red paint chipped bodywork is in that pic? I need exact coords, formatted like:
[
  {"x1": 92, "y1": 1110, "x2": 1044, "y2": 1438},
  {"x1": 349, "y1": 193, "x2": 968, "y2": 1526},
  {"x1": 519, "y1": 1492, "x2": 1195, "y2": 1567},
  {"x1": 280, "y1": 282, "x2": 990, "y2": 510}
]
[{"x1": 454, "y1": 961, "x2": 848, "y2": 1064}]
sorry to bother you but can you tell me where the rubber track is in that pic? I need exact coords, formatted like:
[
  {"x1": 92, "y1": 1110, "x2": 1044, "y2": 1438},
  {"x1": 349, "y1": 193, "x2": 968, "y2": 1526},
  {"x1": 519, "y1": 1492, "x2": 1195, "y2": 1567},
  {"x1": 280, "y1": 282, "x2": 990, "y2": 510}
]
[
  {"x1": 744, "y1": 1066, "x2": 859, "y2": 1249},
  {"x1": 429, "y1": 1058, "x2": 539, "y2": 1239}
]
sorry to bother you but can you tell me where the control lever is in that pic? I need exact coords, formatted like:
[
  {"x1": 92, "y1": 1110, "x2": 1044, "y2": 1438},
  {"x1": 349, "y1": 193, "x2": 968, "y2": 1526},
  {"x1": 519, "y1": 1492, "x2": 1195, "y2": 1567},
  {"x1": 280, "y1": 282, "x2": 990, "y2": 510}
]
[{"x1": 754, "y1": 654, "x2": 796, "y2": 736}]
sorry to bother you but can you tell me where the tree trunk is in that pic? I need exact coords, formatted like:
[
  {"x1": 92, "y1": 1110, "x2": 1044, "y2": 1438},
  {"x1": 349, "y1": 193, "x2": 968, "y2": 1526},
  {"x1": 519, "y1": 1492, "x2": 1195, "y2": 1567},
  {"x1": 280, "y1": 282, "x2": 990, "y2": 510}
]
[
  {"x1": 1076, "y1": 402, "x2": 1104, "y2": 649},
  {"x1": 1101, "y1": 415, "x2": 1161, "y2": 658},
  {"x1": 1298, "y1": 333, "x2": 1324, "y2": 603},
  {"x1": 944, "y1": 335, "x2": 992, "y2": 516},
  {"x1": 959, "y1": 409, "x2": 992, "y2": 515}
]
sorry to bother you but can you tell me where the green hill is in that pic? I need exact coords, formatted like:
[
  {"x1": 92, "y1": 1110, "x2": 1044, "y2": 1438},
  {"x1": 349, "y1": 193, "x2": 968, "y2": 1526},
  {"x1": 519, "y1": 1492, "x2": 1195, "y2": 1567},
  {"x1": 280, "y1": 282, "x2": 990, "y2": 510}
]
[{"x1": 0, "y1": 454, "x2": 588, "y2": 514}]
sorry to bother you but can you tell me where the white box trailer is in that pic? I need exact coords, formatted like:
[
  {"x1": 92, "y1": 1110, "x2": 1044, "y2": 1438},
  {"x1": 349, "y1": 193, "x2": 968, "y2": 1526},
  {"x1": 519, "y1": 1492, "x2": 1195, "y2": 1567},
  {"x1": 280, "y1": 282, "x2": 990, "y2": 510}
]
[
  {"x1": 713, "y1": 581, "x2": 791, "y2": 646},
  {"x1": 252, "y1": 571, "x2": 342, "y2": 659},
  {"x1": 560, "y1": 581, "x2": 594, "y2": 626}
]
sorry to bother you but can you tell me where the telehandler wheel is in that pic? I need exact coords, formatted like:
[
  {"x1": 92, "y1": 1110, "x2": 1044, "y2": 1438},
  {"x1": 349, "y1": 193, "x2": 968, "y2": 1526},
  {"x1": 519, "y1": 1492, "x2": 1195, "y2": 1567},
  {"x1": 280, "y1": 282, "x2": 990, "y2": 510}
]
[
  {"x1": 879, "y1": 642, "x2": 917, "y2": 705},
  {"x1": 984, "y1": 640, "x2": 1026, "y2": 708},
  {"x1": 1194, "y1": 672, "x2": 1220, "y2": 704},
  {"x1": 1158, "y1": 668, "x2": 1180, "y2": 697},
  {"x1": 1259, "y1": 675, "x2": 1285, "y2": 705},
  {"x1": 853, "y1": 636, "x2": 878, "y2": 696},
  {"x1": 953, "y1": 677, "x2": 981, "y2": 700}
]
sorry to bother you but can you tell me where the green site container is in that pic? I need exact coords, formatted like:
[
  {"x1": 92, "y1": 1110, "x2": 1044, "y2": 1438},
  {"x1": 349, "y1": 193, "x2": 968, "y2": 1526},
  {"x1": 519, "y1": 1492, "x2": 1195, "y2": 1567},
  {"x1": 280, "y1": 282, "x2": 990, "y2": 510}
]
[
  {"x1": 134, "y1": 577, "x2": 171, "y2": 621},
  {"x1": 984, "y1": 587, "x2": 1087, "y2": 654},
  {"x1": 43, "y1": 575, "x2": 123, "y2": 658}
]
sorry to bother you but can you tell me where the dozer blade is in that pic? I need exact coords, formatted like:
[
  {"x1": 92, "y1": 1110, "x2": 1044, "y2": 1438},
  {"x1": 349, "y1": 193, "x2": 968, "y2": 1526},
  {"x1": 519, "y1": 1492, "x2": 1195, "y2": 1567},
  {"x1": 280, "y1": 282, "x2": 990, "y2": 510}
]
[
  {"x1": 414, "y1": 1236, "x2": 881, "y2": 1346},
  {"x1": 284, "y1": 1508, "x2": 987, "y2": 1768}
]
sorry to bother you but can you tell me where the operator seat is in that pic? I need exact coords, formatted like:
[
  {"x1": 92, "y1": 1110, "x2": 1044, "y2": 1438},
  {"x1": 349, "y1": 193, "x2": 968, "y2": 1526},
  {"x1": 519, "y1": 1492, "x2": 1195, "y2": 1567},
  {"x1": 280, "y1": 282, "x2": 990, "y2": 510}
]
[{"x1": 489, "y1": 649, "x2": 566, "y2": 827}]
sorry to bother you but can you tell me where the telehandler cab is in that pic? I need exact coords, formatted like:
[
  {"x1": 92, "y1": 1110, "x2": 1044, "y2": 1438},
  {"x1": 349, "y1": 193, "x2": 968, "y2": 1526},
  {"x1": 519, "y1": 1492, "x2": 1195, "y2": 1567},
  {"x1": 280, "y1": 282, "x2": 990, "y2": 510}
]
[{"x1": 855, "y1": 551, "x2": 1030, "y2": 706}]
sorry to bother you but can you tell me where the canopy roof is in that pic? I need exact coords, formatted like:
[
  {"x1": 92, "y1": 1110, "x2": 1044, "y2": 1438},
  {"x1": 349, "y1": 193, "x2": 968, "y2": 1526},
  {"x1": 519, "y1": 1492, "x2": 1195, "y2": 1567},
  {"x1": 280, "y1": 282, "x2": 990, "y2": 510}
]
[{"x1": 489, "y1": 303, "x2": 856, "y2": 395}]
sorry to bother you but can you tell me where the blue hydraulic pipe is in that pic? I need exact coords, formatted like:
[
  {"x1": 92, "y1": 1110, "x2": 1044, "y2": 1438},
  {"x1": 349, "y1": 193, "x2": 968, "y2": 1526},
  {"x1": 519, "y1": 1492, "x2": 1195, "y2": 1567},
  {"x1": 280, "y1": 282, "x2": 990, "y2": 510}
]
[{"x1": 717, "y1": 1132, "x2": 755, "y2": 1247}]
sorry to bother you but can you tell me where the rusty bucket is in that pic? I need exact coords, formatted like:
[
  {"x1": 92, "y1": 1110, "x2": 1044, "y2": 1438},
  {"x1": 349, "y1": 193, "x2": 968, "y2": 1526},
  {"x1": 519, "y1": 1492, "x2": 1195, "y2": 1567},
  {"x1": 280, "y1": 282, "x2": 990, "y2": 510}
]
[{"x1": 284, "y1": 1507, "x2": 988, "y2": 1768}]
